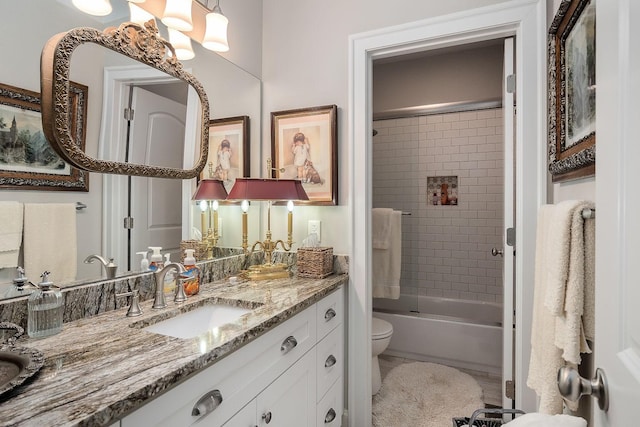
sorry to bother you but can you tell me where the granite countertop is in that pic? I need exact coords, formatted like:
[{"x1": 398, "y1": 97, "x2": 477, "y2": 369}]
[{"x1": 0, "y1": 273, "x2": 348, "y2": 426}]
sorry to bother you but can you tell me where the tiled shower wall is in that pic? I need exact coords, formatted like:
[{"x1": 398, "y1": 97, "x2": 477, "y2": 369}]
[{"x1": 372, "y1": 108, "x2": 504, "y2": 303}]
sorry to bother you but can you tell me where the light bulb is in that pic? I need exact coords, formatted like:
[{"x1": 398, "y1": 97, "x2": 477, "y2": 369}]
[
  {"x1": 199, "y1": 200, "x2": 208, "y2": 212},
  {"x1": 72, "y1": 0, "x2": 112, "y2": 16},
  {"x1": 241, "y1": 200, "x2": 249, "y2": 213},
  {"x1": 212, "y1": 200, "x2": 219, "y2": 211},
  {"x1": 287, "y1": 200, "x2": 294, "y2": 212}
]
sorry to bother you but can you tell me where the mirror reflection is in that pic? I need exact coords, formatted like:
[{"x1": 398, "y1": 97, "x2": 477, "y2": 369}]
[{"x1": 0, "y1": 0, "x2": 262, "y2": 300}]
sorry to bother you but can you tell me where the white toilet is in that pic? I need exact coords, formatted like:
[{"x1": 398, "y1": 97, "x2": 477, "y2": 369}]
[{"x1": 371, "y1": 316, "x2": 394, "y2": 395}]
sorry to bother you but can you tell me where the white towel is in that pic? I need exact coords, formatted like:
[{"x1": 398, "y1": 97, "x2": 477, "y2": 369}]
[
  {"x1": 504, "y1": 413, "x2": 586, "y2": 426},
  {"x1": 372, "y1": 208, "x2": 394, "y2": 249},
  {"x1": 0, "y1": 201, "x2": 23, "y2": 268},
  {"x1": 527, "y1": 201, "x2": 595, "y2": 414},
  {"x1": 24, "y1": 203, "x2": 77, "y2": 284},
  {"x1": 372, "y1": 210, "x2": 401, "y2": 299},
  {"x1": 527, "y1": 205, "x2": 565, "y2": 414},
  {"x1": 547, "y1": 201, "x2": 595, "y2": 365}
]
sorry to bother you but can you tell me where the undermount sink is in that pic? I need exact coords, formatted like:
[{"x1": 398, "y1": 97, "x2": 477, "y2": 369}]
[{"x1": 142, "y1": 304, "x2": 253, "y2": 339}]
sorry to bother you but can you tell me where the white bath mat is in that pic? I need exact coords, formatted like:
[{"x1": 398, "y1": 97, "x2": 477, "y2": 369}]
[{"x1": 372, "y1": 361, "x2": 485, "y2": 427}]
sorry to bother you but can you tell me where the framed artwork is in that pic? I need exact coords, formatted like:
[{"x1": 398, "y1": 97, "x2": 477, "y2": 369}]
[
  {"x1": 548, "y1": 0, "x2": 596, "y2": 182},
  {"x1": 271, "y1": 104, "x2": 338, "y2": 205},
  {"x1": 202, "y1": 115, "x2": 250, "y2": 194},
  {"x1": 0, "y1": 82, "x2": 88, "y2": 191}
]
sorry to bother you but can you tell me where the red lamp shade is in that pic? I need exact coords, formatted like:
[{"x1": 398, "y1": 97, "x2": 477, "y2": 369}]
[
  {"x1": 226, "y1": 178, "x2": 309, "y2": 201},
  {"x1": 192, "y1": 179, "x2": 228, "y2": 201}
]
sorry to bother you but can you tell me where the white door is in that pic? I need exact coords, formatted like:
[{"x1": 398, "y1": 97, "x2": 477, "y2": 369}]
[
  {"x1": 593, "y1": 0, "x2": 640, "y2": 424},
  {"x1": 129, "y1": 86, "x2": 186, "y2": 267},
  {"x1": 501, "y1": 37, "x2": 515, "y2": 412}
]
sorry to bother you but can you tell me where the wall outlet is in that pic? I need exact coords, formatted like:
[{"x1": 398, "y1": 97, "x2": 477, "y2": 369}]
[{"x1": 308, "y1": 220, "x2": 321, "y2": 243}]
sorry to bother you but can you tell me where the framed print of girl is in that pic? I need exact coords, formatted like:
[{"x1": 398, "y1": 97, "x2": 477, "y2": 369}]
[
  {"x1": 271, "y1": 105, "x2": 338, "y2": 205},
  {"x1": 202, "y1": 116, "x2": 250, "y2": 193}
]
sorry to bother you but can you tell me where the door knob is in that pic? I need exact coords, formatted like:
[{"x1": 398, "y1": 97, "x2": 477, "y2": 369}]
[
  {"x1": 557, "y1": 366, "x2": 609, "y2": 412},
  {"x1": 491, "y1": 248, "x2": 503, "y2": 257}
]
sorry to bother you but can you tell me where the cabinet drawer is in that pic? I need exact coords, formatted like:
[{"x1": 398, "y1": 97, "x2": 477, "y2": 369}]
[
  {"x1": 121, "y1": 305, "x2": 316, "y2": 427},
  {"x1": 317, "y1": 377, "x2": 343, "y2": 427},
  {"x1": 317, "y1": 286, "x2": 343, "y2": 340},
  {"x1": 316, "y1": 325, "x2": 343, "y2": 401}
]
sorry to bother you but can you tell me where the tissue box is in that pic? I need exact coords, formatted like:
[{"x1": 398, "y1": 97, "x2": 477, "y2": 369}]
[{"x1": 297, "y1": 247, "x2": 333, "y2": 278}]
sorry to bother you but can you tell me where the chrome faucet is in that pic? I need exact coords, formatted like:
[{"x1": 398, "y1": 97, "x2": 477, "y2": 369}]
[
  {"x1": 153, "y1": 262, "x2": 186, "y2": 309},
  {"x1": 83, "y1": 255, "x2": 117, "y2": 279}
]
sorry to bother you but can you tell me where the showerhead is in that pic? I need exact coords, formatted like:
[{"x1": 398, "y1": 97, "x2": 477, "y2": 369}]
[{"x1": 373, "y1": 129, "x2": 378, "y2": 136}]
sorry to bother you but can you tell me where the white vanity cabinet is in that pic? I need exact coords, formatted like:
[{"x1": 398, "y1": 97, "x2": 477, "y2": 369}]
[{"x1": 120, "y1": 286, "x2": 344, "y2": 427}]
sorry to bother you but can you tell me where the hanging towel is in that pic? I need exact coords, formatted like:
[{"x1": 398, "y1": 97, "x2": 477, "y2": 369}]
[
  {"x1": 527, "y1": 204, "x2": 565, "y2": 414},
  {"x1": 24, "y1": 203, "x2": 77, "y2": 284},
  {"x1": 547, "y1": 201, "x2": 595, "y2": 365},
  {"x1": 504, "y1": 413, "x2": 587, "y2": 427},
  {"x1": 527, "y1": 201, "x2": 595, "y2": 414},
  {"x1": 372, "y1": 209, "x2": 401, "y2": 299},
  {"x1": 0, "y1": 201, "x2": 23, "y2": 269},
  {"x1": 372, "y1": 208, "x2": 394, "y2": 249}
]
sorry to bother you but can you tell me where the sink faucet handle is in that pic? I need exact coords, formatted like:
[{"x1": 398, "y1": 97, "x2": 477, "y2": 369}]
[
  {"x1": 174, "y1": 278, "x2": 188, "y2": 304},
  {"x1": 116, "y1": 289, "x2": 143, "y2": 317}
]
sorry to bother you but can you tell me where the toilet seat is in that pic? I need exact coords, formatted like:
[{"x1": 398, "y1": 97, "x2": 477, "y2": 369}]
[{"x1": 372, "y1": 317, "x2": 393, "y2": 340}]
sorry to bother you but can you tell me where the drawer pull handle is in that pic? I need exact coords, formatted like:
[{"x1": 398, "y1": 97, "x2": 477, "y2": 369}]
[
  {"x1": 324, "y1": 308, "x2": 336, "y2": 322},
  {"x1": 325, "y1": 408, "x2": 337, "y2": 423},
  {"x1": 191, "y1": 389, "x2": 223, "y2": 417},
  {"x1": 281, "y1": 336, "x2": 298, "y2": 354},
  {"x1": 262, "y1": 411, "x2": 272, "y2": 423},
  {"x1": 325, "y1": 354, "x2": 337, "y2": 368}
]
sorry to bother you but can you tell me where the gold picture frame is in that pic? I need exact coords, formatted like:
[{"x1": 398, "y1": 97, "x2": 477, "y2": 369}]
[
  {"x1": 201, "y1": 115, "x2": 250, "y2": 195},
  {"x1": 271, "y1": 104, "x2": 338, "y2": 205}
]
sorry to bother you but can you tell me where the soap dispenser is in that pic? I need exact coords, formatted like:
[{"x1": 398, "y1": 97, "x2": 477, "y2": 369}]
[
  {"x1": 163, "y1": 253, "x2": 177, "y2": 298},
  {"x1": 181, "y1": 249, "x2": 201, "y2": 296},
  {"x1": 148, "y1": 247, "x2": 163, "y2": 271},
  {"x1": 137, "y1": 251, "x2": 150, "y2": 271},
  {"x1": 27, "y1": 271, "x2": 64, "y2": 338}
]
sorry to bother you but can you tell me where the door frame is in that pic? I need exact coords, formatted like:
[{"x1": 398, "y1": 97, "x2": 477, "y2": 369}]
[
  {"x1": 101, "y1": 65, "x2": 200, "y2": 266},
  {"x1": 347, "y1": 1, "x2": 546, "y2": 424}
]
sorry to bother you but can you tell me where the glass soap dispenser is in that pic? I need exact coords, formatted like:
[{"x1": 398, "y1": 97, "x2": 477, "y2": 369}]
[{"x1": 28, "y1": 271, "x2": 64, "y2": 339}]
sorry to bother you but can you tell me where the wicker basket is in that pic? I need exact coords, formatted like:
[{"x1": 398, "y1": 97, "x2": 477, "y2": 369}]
[
  {"x1": 296, "y1": 247, "x2": 333, "y2": 278},
  {"x1": 180, "y1": 240, "x2": 208, "y2": 262}
]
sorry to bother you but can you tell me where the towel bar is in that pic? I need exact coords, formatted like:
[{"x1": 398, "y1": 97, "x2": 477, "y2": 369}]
[{"x1": 582, "y1": 208, "x2": 595, "y2": 219}]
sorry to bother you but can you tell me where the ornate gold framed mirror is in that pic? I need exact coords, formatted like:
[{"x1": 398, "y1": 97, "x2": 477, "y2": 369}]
[{"x1": 40, "y1": 20, "x2": 209, "y2": 178}]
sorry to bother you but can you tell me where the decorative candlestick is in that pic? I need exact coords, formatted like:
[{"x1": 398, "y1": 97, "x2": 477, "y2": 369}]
[
  {"x1": 241, "y1": 200, "x2": 249, "y2": 253},
  {"x1": 287, "y1": 200, "x2": 294, "y2": 246}
]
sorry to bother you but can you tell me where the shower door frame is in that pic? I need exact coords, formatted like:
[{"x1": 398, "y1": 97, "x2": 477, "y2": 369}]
[{"x1": 348, "y1": 0, "x2": 547, "y2": 425}]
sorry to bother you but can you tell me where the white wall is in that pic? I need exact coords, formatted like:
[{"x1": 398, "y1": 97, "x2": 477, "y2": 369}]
[
  {"x1": 261, "y1": 0, "x2": 511, "y2": 255},
  {"x1": 373, "y1": 43, "x2": 504, "y2": 114}
]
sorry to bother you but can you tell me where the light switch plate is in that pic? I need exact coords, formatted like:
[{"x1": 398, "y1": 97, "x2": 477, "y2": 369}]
[{"x1": 308, "y1": 220, "x2": 321, "y2": 243}]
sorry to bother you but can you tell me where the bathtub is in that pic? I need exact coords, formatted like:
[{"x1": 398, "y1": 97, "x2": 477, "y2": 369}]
[{"x1": 373, "y1": 295, "x2": 503, "y2": 375}]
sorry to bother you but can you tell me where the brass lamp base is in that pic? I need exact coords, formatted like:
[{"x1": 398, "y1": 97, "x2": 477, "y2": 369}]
[{"x1": 242, "y1": 263, "x2": 291, "y2": 281}]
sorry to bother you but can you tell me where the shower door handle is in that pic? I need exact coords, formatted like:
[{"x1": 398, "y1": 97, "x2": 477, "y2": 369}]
[{"x1": 491, "y1": 248, "x2": 503, "y2": 257}]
